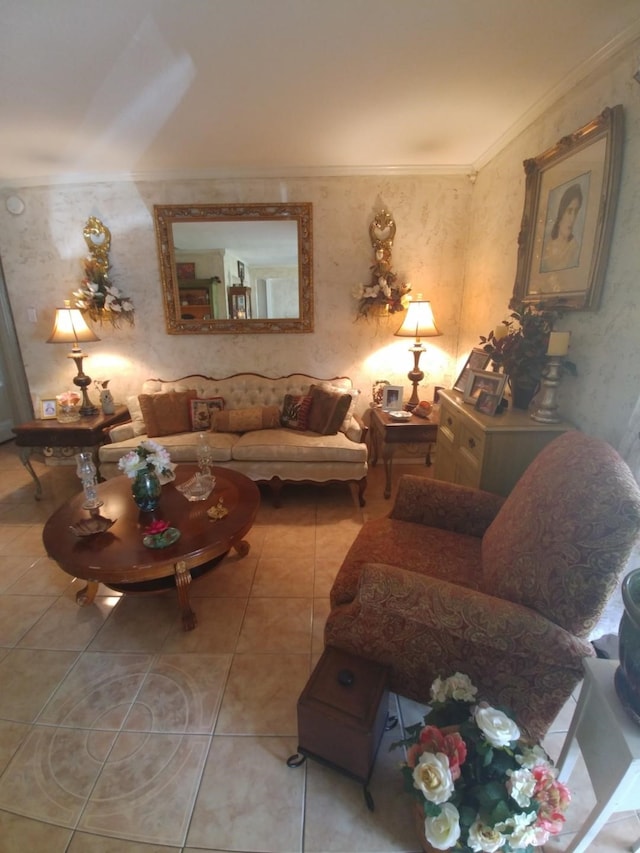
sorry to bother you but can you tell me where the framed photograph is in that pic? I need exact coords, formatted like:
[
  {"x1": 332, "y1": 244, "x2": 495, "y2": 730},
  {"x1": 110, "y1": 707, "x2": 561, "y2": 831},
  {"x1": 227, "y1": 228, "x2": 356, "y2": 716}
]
[
  {"x1": 237, "y1": 260, "x2": 245, "y2": 282},
  {"x1": 382, "y1": 385, "x2": 403, "y2": 411},
  {"x1": 475, "y1": 391, "x2": 501, "y2": 417},
  {"x1": 512, "y1": 105, "x2": 623, "y2": 312},
  {"x1": 176, "y1": 262, "x2": 195, "y2": 280},
  {"x1": 453, "y1": 348, "x2": 492, "y2": 393},
  {"x1": 40, "y1": 398, "x2": 57, "y2": 419},
  {"x1": 463, "y1": 370, "x2": 507, "y2": 405}
]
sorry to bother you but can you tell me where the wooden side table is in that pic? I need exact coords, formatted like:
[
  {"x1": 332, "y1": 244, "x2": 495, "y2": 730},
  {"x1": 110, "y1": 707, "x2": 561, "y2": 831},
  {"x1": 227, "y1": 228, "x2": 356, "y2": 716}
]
[
  {"x1": 12, "y1": 405, "x2": 129, "y2": 499},
  {"x1": 369, "y1": 406, "x2": 439, "y2": 499},
  {"x1": 556, "y1": 658, "x2": 640, "y2": 853}
]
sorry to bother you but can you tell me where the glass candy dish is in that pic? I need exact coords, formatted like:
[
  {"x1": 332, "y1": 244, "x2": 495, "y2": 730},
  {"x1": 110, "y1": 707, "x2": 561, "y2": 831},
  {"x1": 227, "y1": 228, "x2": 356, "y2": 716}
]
[{"x1": 176, "y1": 472, "x2": 216, "y2": 502}]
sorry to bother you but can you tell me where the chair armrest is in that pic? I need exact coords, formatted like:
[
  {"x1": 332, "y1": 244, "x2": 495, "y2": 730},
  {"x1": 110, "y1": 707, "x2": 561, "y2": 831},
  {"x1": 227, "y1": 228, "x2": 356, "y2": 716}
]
[
  {"x1": 345, "y1": 412, "x2": 367, "y2": 444},
  {"x1": 106, "y1": 422, "x2": 135, "y2": 443},
  {"x1": 357, "y1": 562, "x2": 593, "y2": 662},
  {"x1": 389, "y1": 474, "x2": 505, "y2": 537}
]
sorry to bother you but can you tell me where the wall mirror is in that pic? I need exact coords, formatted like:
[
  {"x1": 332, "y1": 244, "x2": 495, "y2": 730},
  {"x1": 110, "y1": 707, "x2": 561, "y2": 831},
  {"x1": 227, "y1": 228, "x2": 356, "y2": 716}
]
[{"x1": 154, "y1": 203, "x2": 313, "y2": 334}]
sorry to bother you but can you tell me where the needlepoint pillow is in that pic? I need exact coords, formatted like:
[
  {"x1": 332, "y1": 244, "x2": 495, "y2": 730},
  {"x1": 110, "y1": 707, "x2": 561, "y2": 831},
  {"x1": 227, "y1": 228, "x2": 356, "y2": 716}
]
[
  {"x1": 190, "y1": 397, "x2": 225, "y2": 431},
  {"x1": 211, "y1": 405, "x2": 281, "y2": 433},
  {"x1": 137, "y1": 390, "x2": 197, "y2": 438},
  {"x1": 281, "y1": 393, "x2": 313, "y2": 431},
  {"x1": 307, "y1": 385, "x2": 353, "y2": 436}
]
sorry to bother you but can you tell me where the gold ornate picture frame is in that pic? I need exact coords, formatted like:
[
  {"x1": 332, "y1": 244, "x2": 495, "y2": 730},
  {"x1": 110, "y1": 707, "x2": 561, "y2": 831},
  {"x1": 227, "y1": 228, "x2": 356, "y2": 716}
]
[{"x1": 511, "y1": 105, "x2": 623, "y2": 312}]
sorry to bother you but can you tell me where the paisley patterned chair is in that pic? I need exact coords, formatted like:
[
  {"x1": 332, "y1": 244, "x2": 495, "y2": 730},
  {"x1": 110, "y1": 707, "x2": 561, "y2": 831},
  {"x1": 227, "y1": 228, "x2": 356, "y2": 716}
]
[{"x1": 325, "y1": 430, "x2": 640, "y2": 741}]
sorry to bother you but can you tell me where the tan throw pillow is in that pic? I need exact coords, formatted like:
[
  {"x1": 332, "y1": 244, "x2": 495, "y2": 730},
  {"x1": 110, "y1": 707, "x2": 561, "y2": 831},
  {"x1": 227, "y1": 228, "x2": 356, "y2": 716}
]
[
  {"x1": 281, "y1": 394, "x2": 313, "y2": 430},
  {"x1": 137, "y1": 390, "x2": 196, "y2": 437},
  {"x1": 211, "y1": 405, "x2": 281, "y2": 433},
  {"x1": 190, "y1": 397, "x2": 225, "y2": 431},
  {"x1": 307, "y1": 385, "x2": 353, "y2": 435}
]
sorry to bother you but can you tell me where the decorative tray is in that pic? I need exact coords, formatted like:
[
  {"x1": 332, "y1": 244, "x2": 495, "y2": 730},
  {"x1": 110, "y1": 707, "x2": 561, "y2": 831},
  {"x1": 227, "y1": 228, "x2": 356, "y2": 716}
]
[{"x1": 388, "y1": 410, "x2": 412, "y2": 420}]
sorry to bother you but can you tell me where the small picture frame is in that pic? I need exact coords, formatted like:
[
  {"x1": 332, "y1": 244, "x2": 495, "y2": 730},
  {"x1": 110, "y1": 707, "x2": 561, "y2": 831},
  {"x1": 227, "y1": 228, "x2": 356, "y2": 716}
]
[
  {"x1": 453, "y1": 348, "x2": 492, "y2": 393},
  {"x1": 463, "y1": 370, "x2": 507, "y2": 405},
  {"x1": 382, "y1": 385, "x2": 403, "y2": 411},
  {"x1": 237, "y1": 260, "x2": 245, "y2": 283},
  {"x1": 40, "y1": 398, "x2": 57, "y2": 419},
  {"x1": 475, "y1": 391, "x2": 501, "y2": 417}
]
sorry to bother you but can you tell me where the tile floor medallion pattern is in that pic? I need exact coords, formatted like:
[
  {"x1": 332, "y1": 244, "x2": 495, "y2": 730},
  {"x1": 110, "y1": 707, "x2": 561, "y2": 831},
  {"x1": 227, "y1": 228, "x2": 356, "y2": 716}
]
[{"x1": 0, "y1": 439, "x2": 638, "y2": 851}]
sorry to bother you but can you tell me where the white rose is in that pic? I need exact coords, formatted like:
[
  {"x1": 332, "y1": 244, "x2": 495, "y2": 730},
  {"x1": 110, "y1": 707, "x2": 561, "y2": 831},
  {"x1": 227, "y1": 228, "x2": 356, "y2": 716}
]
[
  {"x1": 468, "y1": 820, "x2": 506, "y2": 852},
  {"x1": 412, "y1": 752, "x2": 454, "y2": 804},
  {"x1": 517, "y1": 744, "x2": 550, "y2": 769},
  {"x1": 474, "y1": 705, "x2": 520, "y2": 748},
  {"x1": 423, "y1": 802, "x2": 461, "y2": 850},
  {"x1": 507, "y1": 768, "x2": 536, "y2": 807}
]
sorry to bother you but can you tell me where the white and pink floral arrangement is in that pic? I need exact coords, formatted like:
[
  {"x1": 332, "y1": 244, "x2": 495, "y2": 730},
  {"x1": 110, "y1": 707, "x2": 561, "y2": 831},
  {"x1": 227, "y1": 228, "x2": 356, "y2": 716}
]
[{"x1": 393, "y1": 673, "x2": 571, "y2": 852}]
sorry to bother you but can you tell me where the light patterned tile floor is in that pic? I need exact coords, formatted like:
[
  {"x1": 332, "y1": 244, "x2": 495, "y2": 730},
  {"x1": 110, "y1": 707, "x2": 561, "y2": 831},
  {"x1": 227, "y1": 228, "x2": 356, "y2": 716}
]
[{"x1": 0, "y1": 440, "x2": 638, "y2": 852}]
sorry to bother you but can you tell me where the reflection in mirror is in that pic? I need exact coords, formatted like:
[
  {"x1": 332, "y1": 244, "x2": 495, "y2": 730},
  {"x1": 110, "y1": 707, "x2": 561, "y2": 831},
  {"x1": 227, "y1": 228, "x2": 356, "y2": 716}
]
[{"x1": 153, "y1": 203, "x2": 313, "y2": 334}]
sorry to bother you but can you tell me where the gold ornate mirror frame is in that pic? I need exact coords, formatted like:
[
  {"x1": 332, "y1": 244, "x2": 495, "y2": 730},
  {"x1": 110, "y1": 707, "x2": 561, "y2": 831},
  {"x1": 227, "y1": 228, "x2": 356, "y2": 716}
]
[{"x1": 154, "y1": 202, "x2": 313, "y2": 334}]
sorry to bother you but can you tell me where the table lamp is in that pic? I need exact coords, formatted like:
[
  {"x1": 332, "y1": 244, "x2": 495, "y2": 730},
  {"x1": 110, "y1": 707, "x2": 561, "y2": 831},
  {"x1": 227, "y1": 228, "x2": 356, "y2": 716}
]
[
  {"x1": 47, "y1": 301, "x2": 100, "y2": 415},
  {"x1": 394, "y1": 296, "x2": 441, "y2": 410}
]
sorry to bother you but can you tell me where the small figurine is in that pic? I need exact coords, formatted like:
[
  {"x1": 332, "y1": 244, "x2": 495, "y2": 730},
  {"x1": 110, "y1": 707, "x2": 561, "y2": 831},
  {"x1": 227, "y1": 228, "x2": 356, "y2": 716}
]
[{"x1": 96, "y1": 379, "x2": 115, "y2": 415}]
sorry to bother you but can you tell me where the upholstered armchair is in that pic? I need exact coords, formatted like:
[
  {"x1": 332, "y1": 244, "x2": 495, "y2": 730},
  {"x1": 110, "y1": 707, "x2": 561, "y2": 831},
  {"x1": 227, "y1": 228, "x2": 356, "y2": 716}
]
[{"x1": 325, "y1": 431, "x2": 640, "y2": 741}]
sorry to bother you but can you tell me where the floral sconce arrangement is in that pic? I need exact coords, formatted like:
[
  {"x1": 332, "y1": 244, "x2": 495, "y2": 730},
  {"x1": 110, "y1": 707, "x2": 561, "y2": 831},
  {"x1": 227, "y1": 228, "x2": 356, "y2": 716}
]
[
  {"x1": 73, "y1": 216, "x2": 135, "y2": 328},
  {"x1": 353, "y1": 209, "x2": 411, "y2": 320}
]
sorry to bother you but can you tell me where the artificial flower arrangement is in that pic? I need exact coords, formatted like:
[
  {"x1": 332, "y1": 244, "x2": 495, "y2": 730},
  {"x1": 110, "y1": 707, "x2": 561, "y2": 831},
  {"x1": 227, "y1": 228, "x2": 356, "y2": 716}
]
[
  {"x1": 117, "y1": 439, "x2": 176, "y2": 483},
  {"x1": 479, "y1": 303, "x2": 576, "y2": 395},
  {"x1": 353, "y1": 246, "x2": 411, "y2": 320},
  {"x1": 393, "y1": 673, "x2": 570, "y2": 852},
  {"x1": 73, "y1": 255, "x2": 135, "y2": 329},
  {"x1": 56, "y1": 390, "x2": 81, "y2": 409}
]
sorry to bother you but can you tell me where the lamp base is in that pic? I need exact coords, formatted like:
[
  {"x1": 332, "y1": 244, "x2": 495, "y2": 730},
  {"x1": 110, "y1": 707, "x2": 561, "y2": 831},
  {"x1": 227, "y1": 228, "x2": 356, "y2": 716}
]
[
  {"x1": 405, "y1": 346, "x2": 425, "y2": 411},
  {"x1": 70, "y1": 352, "x2": 98, "y2": 416}
]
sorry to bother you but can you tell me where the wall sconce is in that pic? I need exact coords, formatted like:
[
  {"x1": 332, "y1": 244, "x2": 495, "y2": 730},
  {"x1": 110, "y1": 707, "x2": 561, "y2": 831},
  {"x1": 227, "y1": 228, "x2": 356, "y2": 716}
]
[
  {"x1": 394, "y1": 296, "x2": 441, "y2": 410},
  {"x1": 47, "y1": 301, "x2": 100, "y2": 415}
]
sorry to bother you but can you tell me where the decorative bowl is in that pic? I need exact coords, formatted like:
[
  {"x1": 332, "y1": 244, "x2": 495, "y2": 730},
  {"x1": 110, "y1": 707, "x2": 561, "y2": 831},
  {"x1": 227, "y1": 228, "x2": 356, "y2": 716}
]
[
  {"x1": 69, "y1": 516, "x2": 116, "y2": 537},
  {"x1": 176, "y1": 472, "x2": 215, "y2": 502}
]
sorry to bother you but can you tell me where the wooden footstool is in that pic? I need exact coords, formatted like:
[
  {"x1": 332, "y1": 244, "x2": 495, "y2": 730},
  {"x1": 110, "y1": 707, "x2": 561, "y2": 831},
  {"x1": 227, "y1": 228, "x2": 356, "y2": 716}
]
[{"x1": 287, "y1": 645, "x2": 393, "y2": 809}]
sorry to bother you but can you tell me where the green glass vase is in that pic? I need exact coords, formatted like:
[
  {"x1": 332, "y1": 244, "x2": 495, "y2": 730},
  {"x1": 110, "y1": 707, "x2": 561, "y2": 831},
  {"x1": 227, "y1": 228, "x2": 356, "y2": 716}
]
[
  {"x1": 615, "y1": 568, "x2": 640, "y2": 725},
  {"x1": 132, "y1": 469, "x2": 161, "y2": 512}
]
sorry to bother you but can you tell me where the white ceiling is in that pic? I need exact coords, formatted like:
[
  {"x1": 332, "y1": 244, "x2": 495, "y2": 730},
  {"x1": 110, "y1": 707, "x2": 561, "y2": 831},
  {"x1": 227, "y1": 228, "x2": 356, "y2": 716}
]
[{"x1": 1, "y1": 0, "x2": 640, "y2": 186}]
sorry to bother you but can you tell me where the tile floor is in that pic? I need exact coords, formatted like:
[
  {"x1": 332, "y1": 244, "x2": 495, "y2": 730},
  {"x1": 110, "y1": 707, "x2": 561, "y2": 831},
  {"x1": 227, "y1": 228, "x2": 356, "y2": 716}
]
[{"x1": 0, "y1": 441, "x2": 638, "y2": 853}]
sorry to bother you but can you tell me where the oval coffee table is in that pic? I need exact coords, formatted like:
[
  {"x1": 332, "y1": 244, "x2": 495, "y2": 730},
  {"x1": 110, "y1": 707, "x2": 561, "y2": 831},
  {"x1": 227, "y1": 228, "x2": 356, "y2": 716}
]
[{"x1": 43, "y1": 465, "x2": 260, "y2": 630}]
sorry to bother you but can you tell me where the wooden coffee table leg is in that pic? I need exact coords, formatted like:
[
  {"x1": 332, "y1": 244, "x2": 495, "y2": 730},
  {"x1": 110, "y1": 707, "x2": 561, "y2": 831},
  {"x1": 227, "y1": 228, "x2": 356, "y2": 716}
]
[
  {"x1": 174, "y1": 560, "x2": 197, "y2": 631},
  {"x1": 232, "y1": 539, "x2": 250, "y2": 557},
  {"x1": 76, "y1": 580, "x2": 99, "y2": 606}
]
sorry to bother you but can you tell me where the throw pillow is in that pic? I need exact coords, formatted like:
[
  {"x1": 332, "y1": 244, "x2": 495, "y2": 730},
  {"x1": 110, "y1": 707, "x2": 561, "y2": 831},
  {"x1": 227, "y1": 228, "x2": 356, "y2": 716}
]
[
  {"x1": 190, "y1": 397, "x2": 225, "y2": 431},
  {"x1": 137, "y1": 390, "x2": 197, "y2": 437},
  {"x1": 307, "y1": 385, "x2": 353, "y2": 436},
  {"x1": 211, "y1": 405, "x2": 281, "y2": 433},
  {"x1": 315, "y1": 381, "x2": 360, "y2": 432},
  {"x1": 281, "y1": 394, "x2": 313, "y2": 431}
]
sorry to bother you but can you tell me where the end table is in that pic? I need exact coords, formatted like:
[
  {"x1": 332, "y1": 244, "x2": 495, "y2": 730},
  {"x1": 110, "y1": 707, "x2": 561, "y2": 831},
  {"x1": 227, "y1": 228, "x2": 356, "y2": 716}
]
[
  {"x1": 12, "y1": 406, "x2": 129, "y2": 499},
  {"x1": 556, "y1": 657, "x2": 640, "y2": 853},
  {"x1": 369, "y1": 406, "x2": 439, "y2": 498}
]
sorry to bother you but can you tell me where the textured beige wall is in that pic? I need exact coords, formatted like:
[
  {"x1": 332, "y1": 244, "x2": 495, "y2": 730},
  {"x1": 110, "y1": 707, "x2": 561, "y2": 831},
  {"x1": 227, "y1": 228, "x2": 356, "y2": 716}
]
[
  {"x1": 461, "y1": 38, "x2": 640, "y2": 450},
  {"x1": 0, "y1": 175, "x2": 470, "y2": 416}
]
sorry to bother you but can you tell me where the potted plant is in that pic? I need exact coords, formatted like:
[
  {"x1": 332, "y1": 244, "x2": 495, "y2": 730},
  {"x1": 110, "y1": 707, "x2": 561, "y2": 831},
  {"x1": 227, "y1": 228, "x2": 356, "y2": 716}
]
[
  {"x1": 479, "y1": 304, "x2": 576, "y2": 409},
  {"x1": 393, "y1": 673, "x2": 571, "y2": 852}
]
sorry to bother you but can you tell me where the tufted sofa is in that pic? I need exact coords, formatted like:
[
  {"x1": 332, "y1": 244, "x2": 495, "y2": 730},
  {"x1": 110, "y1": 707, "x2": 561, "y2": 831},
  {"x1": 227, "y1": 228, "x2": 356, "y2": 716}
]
[
  {"x1": 99, "y1": 373, "x2": 368, "y2": 506},
  {"x1": 325, "y1": 430, "x2": 640, "y2": 741}
]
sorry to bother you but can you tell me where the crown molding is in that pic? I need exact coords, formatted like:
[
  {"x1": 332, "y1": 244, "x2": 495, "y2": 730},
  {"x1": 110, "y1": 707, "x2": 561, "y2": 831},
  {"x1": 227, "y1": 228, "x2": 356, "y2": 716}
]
[{"x1": 0, "y1": 162, "x2": 476, "y2": 190}]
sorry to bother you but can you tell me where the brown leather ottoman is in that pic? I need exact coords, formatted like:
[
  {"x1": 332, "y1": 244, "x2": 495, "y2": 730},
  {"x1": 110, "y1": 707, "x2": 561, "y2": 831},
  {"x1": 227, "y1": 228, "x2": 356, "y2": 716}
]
[{"x1": 287, "y1": 645, "x2": 392, "y2": 809}]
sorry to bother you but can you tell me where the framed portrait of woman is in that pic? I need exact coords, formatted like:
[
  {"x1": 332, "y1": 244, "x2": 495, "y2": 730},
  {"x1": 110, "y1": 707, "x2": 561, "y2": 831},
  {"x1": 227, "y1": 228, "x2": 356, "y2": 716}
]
[{"x1": 511, "y1": 105, "x2": 623, "y2": 312}]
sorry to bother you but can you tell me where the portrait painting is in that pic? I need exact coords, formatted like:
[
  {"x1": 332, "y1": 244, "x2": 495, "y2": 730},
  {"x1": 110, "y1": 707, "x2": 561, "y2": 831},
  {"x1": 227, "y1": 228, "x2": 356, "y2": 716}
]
[{"x1": 512, "y1": 105, "x2": 623, "y2": 311}]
